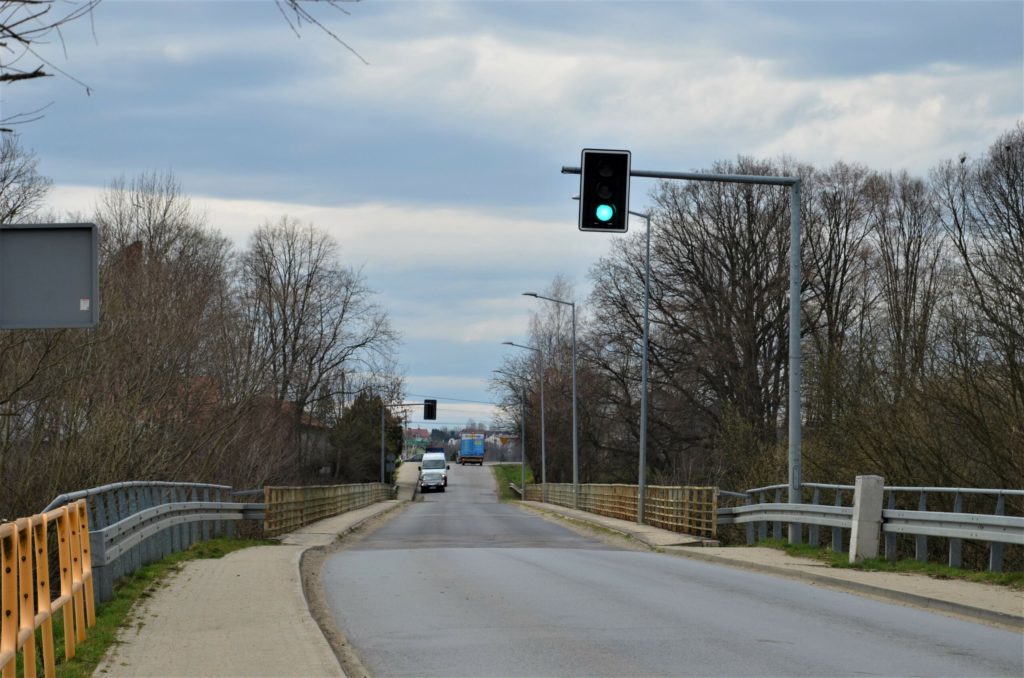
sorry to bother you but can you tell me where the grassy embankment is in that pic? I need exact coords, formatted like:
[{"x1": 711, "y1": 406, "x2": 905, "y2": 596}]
[
  {"x1": 490, "y1": 463, "x2": 535, "y2": 501},
  {"x1": 760, "y1": 538, "x2": 1024, "y2": 589},
  {"x1": 18, "y1": 537, "x2": 274, "y2": 678}
]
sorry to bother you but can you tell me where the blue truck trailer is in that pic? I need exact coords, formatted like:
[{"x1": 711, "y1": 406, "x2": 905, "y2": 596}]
[{"x1": 459, "y1": 434, "x2": 485, "y2": 465}]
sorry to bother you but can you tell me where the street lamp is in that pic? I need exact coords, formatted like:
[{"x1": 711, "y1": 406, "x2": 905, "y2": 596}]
[
  {"x1": 502, "y1": 341, "x2": 546, "y2": 502},
  {"x1": 522, "y1": 291, "x2": 578, "y2": 509},
  {"x1": 572, "y1": 194, "x2": 653, "y2": 525}
]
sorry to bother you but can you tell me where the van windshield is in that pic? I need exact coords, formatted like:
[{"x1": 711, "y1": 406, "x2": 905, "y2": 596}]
[{"x1": 422, "y1": 459, "x2": 446, "y2": 470}]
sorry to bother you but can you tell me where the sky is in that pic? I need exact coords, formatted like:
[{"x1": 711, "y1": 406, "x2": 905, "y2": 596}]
[{"x1": 2, "y1": 0, "x2": 1021, "y2": 430}]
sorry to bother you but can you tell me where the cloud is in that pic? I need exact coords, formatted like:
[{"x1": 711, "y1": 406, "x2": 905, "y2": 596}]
[
  {"x1": 238, "y1": 19, "x2": 1021, "y2": 175},
  {"x1": 753, "y1": 65, "x2": 1024, "y2": 171},
  {"x1": 47, "y1": 183, "x2": 609, "y2": 273}
]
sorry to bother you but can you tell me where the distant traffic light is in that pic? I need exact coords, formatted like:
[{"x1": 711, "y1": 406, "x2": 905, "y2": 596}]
[
  {"x1": 424, "y1": 399, "x2": 437, "y2": 420},
  {"x1": 579, "y1": 149, "x2": 631, "y2": 232}
]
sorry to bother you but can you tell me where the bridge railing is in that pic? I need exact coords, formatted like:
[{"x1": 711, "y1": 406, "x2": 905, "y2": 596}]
[
  {"x1": 262, "y1": 483, "x2": 394, "y2": 537},
  {"x1": 43, "y1": 481, "x2": 263, "y2": 603},
  {"x1": 717, "y1": 481, "x2": 1024, "y2": 572},
  {"x1": 528, "y1": 483, "x2": 718, "y2": 538}
]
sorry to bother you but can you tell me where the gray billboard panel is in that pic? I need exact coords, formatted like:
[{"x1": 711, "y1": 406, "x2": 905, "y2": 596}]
[{"x1": 0, "y1": 223, "x2": 100, "y2": 329}]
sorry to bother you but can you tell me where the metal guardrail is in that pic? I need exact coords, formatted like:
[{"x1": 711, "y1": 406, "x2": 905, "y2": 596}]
[
  {"x1": 91, "y1": 501, "x2": 264, "y2": 564},
  {"x1": 881, "y1": 510, "x2": 1024, "y2": 545},
  {"x1": 717, "y1": 482, "x2": 1024, "y2": 572},
  {"x1": 38, "y1": 480, "x2": 403, "y2": 602},
  {"x1": 717, "y1": 502, "x2": 853, "y2": 529},
  {"x1": 44, "y1": 481, "x2": 258, "y2": 603}
]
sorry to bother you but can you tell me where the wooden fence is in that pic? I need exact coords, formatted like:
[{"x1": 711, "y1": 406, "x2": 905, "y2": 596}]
[
  {"x1": 0, "y1": 501, "x2": 95, "y2": 678},
  {"x1": 528, "y1": 483, "x2": 718, "y2": 538},
  {"x1": 263, "y1": 483, "x2": 394, "y2": 537}
]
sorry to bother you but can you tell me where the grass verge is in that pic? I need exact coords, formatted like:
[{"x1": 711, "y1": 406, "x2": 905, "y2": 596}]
[
  {"x1": 490, "y1": 463, "x2": 534, "y2": 501},
  {"x1": 28, "y1": 537, "x2": 275, "y2": 678},
  {"x1": 758, "y1": 538, "x2": 1024, "y2": 589}
]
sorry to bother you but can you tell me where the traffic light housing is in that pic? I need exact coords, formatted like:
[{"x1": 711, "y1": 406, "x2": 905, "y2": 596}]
[
  {"x1": 579, "y1": 149, "x2": 631, "y2": 232},
  {"x1": 423, "y1": 399, "x2": 437, "y2": 420}
]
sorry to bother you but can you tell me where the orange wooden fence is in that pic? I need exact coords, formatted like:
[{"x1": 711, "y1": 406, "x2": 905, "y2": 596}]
[{"x1": 0, "y1": 500, "x2": 95, "y2": 678}]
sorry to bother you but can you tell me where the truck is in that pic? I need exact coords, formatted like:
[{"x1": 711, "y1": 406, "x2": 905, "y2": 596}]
[{"x1": 458, "y1": 433, "x2": 485, "y2": 465}]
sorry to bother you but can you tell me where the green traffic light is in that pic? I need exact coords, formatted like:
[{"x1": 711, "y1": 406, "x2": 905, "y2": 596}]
[{"x1": 595, "y1": 204, "x2": 614, "y2": 222}]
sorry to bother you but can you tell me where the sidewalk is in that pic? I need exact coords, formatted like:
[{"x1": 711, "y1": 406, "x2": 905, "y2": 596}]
[
  {"x1": 520, "y1": 500, "x2": 1024, "y2": 630},
  {"x1": 95, "y1": 464, "x2": 423, "y2": 677},
  {"x1": 94, "y1": 501, "x2": 401, "y2": 678}
]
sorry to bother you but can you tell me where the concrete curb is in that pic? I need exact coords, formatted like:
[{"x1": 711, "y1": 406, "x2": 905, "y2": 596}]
[
  {"x1": 520, "y1": 501, "x2": 1024, "y2": 631},
  {"x1": 295, "y1": 501, "x2": 408, "y2": 678}
]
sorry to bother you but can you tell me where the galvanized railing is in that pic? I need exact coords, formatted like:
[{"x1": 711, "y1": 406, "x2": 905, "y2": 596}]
[
  {"x1": 529, "y1": 483, "x2": 718, "y2": 538},
  {"x1": 717, "y1": 482, "x2": 1024, "y2": 572},
  {"x1": 263, "y1": 483, "x2": 394, "y2": 537}
]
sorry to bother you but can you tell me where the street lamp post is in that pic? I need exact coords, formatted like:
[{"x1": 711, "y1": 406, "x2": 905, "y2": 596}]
[
  {"x1": 573, "y1": 193, "x2": 652, "y2": 523},
  {"x1": 502, "y1": 341, "x2": 546, "y2": 501},
  {"x1": 523, "y1": 292, "x2": 577, "y2": 509},
  {"x1": 493, "y1": 368, "x2": 528, "y2": 497},
  {"x1": 519, "y1": 389, "x2": 526, "y2": 494}
]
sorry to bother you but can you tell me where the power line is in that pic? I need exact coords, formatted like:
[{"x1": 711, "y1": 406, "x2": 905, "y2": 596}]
[
  {"x1": 405, "y1": 392, "x2": 500, "y2": 406},
  {"x1": 401, "y1": 421, "x2": 511, "y2": 429}
]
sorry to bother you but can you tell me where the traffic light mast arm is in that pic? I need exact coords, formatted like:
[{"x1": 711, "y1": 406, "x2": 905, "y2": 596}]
[{"x1": 562, "y1": 165, "x2": 800, "y2": 187}]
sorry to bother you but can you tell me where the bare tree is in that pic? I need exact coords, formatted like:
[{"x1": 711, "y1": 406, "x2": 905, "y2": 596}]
[
  {"x1": 653, "y1": 159, "x2": 794, "y2": 477},
  {"x1": 926, "y1": 123, "x2": 1024, "y2": 489},
  {"x1": 239, "y1": 217, "x2": 396, "y2": 423},
  {"x1": 802, "y1": 161, "x2": 876, "y2": 430},
  {"x1": 865, "y1": 170, "x2": 946, "y2": 401},
  {"x1": 935, "y1": 123, "x2": 1024, "y2": 410},
  {"x1": 0, "y1": 134, "x2": 50, "y2": 220}
]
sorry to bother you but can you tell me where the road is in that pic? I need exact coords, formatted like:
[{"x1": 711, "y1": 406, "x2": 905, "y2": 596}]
[{"x1": 322, "y1": 463, "x2": 1023, "y2": 677}]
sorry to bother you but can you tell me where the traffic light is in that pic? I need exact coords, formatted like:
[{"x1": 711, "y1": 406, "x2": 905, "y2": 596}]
[
  {"x1": 579, "y1": 149, "x2": 631, "y2": 232},
  {"x1": 424, "y1": 399, "x2": 437, "y2": 420}
]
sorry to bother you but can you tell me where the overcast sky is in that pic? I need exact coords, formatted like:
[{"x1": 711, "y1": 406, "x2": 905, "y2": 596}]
[{"x1": 4, "y1": 0, "x2": 1021, "y2": 429}]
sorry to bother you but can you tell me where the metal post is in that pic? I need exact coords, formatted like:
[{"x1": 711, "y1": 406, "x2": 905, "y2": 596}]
[
  {"x1": 787, "y1": 181, "x2": 803, "y2": 544},
  {"x1": 570, "y1": 302, "x2": 578, "y2": 508},
  {"x1": 949, "y1": 493, "x2": 963, "y2": 568},
  {"x1": 539, "y1": 353, "x2": 546, "y2": 502},
  {"x1": 637, "y1": 211, "x2": 651, "y2": 524},
  {"x1": 501, "y1": 341, "x2": 547, "y2": 501},
  {"x1": 520, "y1": 390, "x2": 526, "y2": 497},
  {"x1": 990, "y1": 494, "x2": 1005, "y2": 572},
  {"x1": 522, "y1": 293, "x2": 577, "y2": 509},
  {"x1": 380, "y1": 405, "x2": 385, "y2": 484}
]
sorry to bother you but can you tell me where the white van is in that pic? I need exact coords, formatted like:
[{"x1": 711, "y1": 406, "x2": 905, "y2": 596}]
[{"x1": 419, "y1": 452, "x2": 449, "y2": 493}]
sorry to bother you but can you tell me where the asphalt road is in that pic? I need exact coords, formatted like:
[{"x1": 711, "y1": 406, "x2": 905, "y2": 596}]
[{"x1": 322, "y1": 463, "x2": 1024, "y2": 677}]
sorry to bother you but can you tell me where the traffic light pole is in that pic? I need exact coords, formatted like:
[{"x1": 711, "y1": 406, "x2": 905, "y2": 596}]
[{"x1": 563, "y1": 164, "x2": 803, "y2": 543}]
